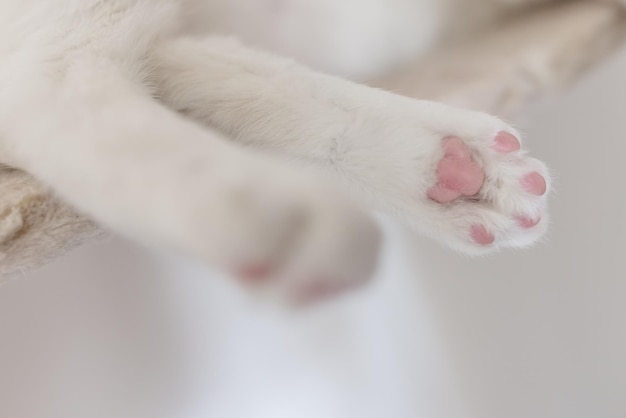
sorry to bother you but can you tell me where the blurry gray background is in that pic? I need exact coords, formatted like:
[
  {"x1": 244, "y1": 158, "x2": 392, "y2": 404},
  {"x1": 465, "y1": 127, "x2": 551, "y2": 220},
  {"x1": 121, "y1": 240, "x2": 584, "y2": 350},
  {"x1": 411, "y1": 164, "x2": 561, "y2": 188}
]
[{"x1": 1, "y1": 47, "x2": 625, "y2": 418}]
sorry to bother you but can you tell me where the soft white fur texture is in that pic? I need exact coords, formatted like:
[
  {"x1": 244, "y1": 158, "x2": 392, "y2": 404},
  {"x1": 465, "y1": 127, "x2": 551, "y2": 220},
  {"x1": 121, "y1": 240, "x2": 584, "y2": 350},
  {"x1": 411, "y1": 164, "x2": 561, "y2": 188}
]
[{"x1": 5, "y1": 0, "x2": 615, "y2": 294}]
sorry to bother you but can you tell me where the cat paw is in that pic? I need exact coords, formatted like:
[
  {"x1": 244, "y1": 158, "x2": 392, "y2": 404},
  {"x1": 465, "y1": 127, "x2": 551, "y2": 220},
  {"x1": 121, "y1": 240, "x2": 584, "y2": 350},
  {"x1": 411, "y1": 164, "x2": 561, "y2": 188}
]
[
  {"x1": 424, "y1": 129, "x2": 549, "y2": 254},
  {"x1": 205, "y1": 162, "x2": 381, "y2": 304},
  {"x1": 344, "y1": 100, "x2": 550, "y2": 254}
]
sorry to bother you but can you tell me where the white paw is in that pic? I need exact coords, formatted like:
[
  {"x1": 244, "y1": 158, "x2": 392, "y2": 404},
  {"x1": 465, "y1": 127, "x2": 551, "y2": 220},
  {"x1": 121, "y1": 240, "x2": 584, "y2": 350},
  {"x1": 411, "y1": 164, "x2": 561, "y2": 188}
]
[
  {"x1": 184, "y1": 157, "x2": 381, "y2": 304},
  {"x1": 341, "y1": 99, "x2": 550, "y2": 254},
  {"x1": 424, "y1": 129, "x2": 549, "y2": 254}
]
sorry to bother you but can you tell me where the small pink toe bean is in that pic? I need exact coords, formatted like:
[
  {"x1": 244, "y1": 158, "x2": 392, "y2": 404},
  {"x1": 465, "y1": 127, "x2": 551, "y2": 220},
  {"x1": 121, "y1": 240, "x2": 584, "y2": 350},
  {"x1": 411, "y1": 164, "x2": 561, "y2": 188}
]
[
  {"x1": 471, "y1": 225, "x2": 495, "y2": 246},
  {"x1": 493, "y1": 131, "x2": 521, "y2": 153},
  {"x1": 521, "y1": 172, "x2": 547, "y2": 196}
]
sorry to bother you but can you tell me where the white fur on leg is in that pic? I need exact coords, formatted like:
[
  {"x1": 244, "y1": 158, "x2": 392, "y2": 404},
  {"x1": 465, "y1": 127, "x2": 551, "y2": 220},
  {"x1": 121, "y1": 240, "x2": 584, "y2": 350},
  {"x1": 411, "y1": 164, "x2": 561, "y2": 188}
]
[
  {"x1": 0, "y1": 4, "x2": 379, "y2": 299},
  {"x1": 153, "y1": 37, "x2": 551, "y2": 254},
  {"x1": 0, "y1": 0, "x2": 562, "y2": 280}
]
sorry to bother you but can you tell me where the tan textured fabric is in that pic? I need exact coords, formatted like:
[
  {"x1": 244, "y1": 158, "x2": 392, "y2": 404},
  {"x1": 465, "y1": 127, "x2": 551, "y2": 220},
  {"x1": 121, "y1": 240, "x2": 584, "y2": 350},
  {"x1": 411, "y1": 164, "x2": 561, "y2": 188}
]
[
  {"x1": 1, "y1": 0, "x2": 625, "y2": 278},
  {"x1": 0, "y1": 165, "x2": 103, "y2": 278}
]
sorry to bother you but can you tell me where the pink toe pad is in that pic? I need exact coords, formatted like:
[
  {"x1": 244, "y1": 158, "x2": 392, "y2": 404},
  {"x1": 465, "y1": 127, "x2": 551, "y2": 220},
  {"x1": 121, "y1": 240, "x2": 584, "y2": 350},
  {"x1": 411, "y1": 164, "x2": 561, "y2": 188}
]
[
  {"x1": 493, "y1": 131, "x2": 521, "y2": 153},
  {"x1": 521, "y1": 172, "x2": 547, "y2": 196},
  {"x1": 517, "y1": 215, "x2": 541, "y2": 229},
  {"x1": 471, "y1": 225, "x2": 495, "y2": 246}
]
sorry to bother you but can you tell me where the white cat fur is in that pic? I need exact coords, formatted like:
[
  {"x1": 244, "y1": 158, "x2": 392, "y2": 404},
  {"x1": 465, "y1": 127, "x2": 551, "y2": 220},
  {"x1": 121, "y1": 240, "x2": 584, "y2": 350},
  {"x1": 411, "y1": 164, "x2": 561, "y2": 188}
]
[{"x1": 0, "y1": 0, "x2": 555, "y2": 297}]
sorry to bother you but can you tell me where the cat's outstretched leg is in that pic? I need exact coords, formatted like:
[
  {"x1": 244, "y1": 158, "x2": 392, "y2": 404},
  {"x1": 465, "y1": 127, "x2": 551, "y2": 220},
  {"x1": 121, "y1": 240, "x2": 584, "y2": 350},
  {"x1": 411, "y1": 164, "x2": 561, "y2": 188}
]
[
  {"x1": 153, "y1": 37, "x2": 550, "y2": 254},
  {"x1": 0, "y1": 58, "x2": 379, "y2": 303}
]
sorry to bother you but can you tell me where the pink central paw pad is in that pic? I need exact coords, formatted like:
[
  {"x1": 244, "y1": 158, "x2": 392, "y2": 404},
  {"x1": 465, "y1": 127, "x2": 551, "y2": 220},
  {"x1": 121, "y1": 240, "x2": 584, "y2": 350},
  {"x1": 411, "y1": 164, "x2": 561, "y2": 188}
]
[{"x1": 428, "y1": 137, "x2": 485, "y2": 204}]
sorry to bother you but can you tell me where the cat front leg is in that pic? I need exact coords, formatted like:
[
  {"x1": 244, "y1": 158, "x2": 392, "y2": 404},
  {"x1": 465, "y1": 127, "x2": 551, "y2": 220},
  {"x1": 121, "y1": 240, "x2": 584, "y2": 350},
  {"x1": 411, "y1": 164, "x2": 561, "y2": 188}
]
[
  {"x1": 153, "y1": 37, "x2": 550, "y2": 254},
  {"x1": 0, "y1": 57, "x2": 379, "y2": 303}
]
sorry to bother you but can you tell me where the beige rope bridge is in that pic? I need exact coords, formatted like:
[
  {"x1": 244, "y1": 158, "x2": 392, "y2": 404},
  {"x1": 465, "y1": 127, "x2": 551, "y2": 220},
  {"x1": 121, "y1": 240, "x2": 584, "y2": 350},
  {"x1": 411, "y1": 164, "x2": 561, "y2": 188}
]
[{"x1": 1, "y1": 0, "x2": 625, "y2": 278}]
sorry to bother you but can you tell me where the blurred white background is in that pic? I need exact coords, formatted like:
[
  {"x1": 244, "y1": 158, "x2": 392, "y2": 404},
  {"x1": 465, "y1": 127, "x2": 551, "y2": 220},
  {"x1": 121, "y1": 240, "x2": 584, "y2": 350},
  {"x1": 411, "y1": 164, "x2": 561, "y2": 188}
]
[{"x1": 1, "y1": 47, "x2": 625, "y2": 418}]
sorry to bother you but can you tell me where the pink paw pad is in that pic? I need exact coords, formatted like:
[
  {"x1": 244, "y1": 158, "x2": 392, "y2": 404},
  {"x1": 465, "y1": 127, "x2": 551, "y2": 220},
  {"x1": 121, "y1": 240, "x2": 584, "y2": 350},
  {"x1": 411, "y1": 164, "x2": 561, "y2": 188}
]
[
  {"x1": 427, "y1": 131, "x2": 548, "y2": 249},
  {"x1": 521, "y1": 172, "x2": 547, "y2": 196},
  {"x1": 493, "y1": 131, "x2": 521, "y2": 153},
  {"x1": 428, "y1": 137, "x2": 485, "y2": 204},
  {"x1": 517, "y1": 215, "x2": 541, "y2": 229},
  {"x1": 471, "y1": 225, "x2": 495, "y2": 246}
]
